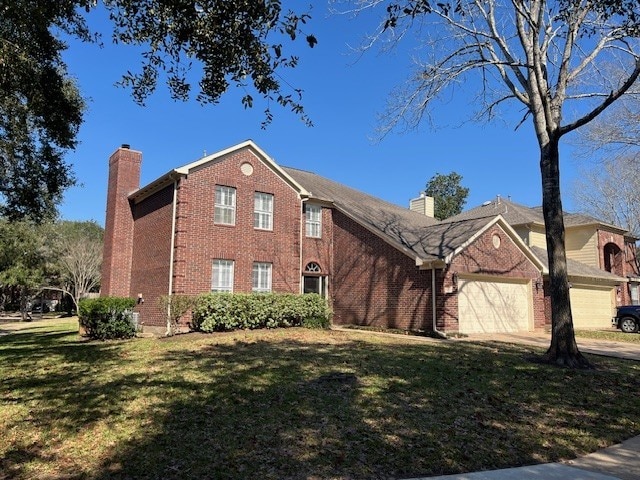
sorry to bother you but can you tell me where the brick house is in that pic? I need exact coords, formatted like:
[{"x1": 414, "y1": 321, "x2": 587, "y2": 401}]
[
  {"x1": 101, "y1": 141, "x2": 635, "y2": 335},
  {"x1": 447, "y1": 197, "x2": 640, "y2": 328}
]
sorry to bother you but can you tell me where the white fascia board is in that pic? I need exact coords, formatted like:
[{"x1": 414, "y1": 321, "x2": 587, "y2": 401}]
[
  {"x1": 567, "y1": 275, "x2": 627, "y2": 286},
  {"x1": 175, "y1": 140, "x2": 310, "y2": 198},
  {"x1": 444, "y1": 215, "x2": 548, "y2": 274},
  {"x1": 128, "y1": 170, "x2": 184, "y2": 204}
]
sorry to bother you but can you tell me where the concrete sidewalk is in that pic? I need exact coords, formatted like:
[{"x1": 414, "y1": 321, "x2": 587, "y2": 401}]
[{"x1": 405, "y1": 435, "x2": 640, "y2": 479}]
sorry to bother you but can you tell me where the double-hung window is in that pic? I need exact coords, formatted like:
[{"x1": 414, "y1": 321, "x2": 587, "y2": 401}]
[
  {"x1": 254, "y1": 192, "x2": 273, "y2": 230},
  {"x1": 305, "y1": 204, "x2": 322, "y2": 238},
  {"x1": 215, "y1": 185, "x2": 236, "y2": 225},
  {"x1": 252, "y1": 262, "x2": 272, "y2": 293},
  {"x1": 212, "y1": 260, "x2": 234, "y2": 292}
]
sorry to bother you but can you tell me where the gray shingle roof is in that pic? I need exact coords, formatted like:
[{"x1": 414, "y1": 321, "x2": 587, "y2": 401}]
[
  {"x1": 448, "y1": 197, "x2": 630, "y2": 234},
  {"x1": 283, "y1": 166, "x2": 496, "y2": 263},
  {"x1": 529, "y1": 246, "x2": 625, "y2": 281},
  {"x1": 444, "y1": 198, "x2": 544, "y2": 225}
]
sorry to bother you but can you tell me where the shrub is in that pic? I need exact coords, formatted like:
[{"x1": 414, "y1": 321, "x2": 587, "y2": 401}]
[
  {"x1": 78, "y1": 297, "x2": 137, "y2": 340},
  {"x1": 302, "y1": 316, "x2": 331, "y2": 329},
  {"x1": 158, "y1": 294, "x2": 196, "y2": 336},
  {"x1": 192, "y1": 293, "x2": 331, "y2": 333}
]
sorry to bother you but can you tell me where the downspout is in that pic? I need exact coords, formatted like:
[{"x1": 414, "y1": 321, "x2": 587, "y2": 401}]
[
  {"x1": 432, "y1": 267, "x2": 446, "y2": 339},
  {"x1": 166, "y1": 178, "x2": 179, "y2": 335},
  {"x1": 299, "y1": 197, "x2": 308, "y2": 293}
]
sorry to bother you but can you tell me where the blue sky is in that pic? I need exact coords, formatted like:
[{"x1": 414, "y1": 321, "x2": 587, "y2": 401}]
[{"x1": 59, "y1": 3, "x2": 584, "y2": 225}]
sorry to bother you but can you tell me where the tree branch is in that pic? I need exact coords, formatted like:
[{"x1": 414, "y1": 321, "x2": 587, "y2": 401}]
[{"x1": 560, "y1": 57, "x2": 640, "y2": 136}]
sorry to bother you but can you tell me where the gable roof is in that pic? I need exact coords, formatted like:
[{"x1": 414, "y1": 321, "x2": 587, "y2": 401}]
[
  {"x1": 283, "y1": 167, "x2": 543, "y2": 269},
  {"x1": 129, "y1": 141, "x2": 546, "y2": 270},
  {"x1": 129, "y1": 140, "x2": 310, "y2": 204},
  {"x1": 176, "y1": 141, "x2": 309, "y2": 197},
  {"x1": 447, "y1": 197, "x2": 631, "y2": 235},
  {"x1": 447, "y1": 197, "x2": 544, "y2": 225}
]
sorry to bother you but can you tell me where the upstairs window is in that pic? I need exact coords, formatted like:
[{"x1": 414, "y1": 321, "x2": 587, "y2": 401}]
[
  {"x1": 252, "y1": 262, "x2": 272, "y2": 293},
  {"x1": 305, "y1": 204, "x2": 321, "y2": 238},
  {"x1": 254, "y1": 192, "x2": 274, "y2": 230},
  {"x1": 215, "y1": 185, "x2": 236, "y2": 225},
  {"x1": 212, "y1": 259, "x2": 234, "y2": 292}
]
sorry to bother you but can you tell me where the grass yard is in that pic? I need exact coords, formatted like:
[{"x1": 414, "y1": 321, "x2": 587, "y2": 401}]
[
  {"x1": 576, "y1": 329, "x2": 640, "y2": 343},
  {"x1": 1, "y1": 318, "x2": 639, "y2": 480}
]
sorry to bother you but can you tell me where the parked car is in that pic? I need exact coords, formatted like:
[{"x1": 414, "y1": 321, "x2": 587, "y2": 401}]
[
  {"x1": 612, "y1": 305, "x2": 640, "y2": 333},
  {"x1": 29, "y1": 302, "x2": 50, "y2": 314}
]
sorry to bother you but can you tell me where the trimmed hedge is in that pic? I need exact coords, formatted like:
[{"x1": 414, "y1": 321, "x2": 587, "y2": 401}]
[
  {"x1": 192, "y1": 293, "x2": 331, "y2": 332},
  {"x1": 78, "y1": 297, "x2": 137, "y2": 340}
]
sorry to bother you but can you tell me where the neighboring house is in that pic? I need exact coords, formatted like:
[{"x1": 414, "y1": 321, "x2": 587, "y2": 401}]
[
  {"x1": 447, "y1": 197, "x2": 640, "y2": 329},
  {"x1": 101, "y1": 141, "x2": 636, "y2": 335}
]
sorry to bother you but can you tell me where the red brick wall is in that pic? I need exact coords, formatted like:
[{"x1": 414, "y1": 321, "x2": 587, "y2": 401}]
[
  {"x1": 101, "y1": 147, "x2": 141, "y2": 297},
  {"x1": 597, "y1": 229, "x2": 639, "y2": 305},
  {"x1": 129, "y1": 184, "x2": 175, "y2": 328},
  {"x1": 171, "y1": 148, "x2": 305, "y2": 297},
  {"x1": 302, "y1": 205, "x2": 334, "y2": 298},
  {"x1": 332, "y1": 210, "x2": 432, "y2": 330},
  {"x1": 444, "y1": 225, "x2": 545, "y2": 331}
]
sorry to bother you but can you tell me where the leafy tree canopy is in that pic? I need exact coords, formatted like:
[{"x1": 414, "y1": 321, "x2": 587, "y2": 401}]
[
  {"x1": 0, "y1": 0, "x2": 316, "y2": 221},
  {"x1": 0, "y1": 1, "x2": 90, "y2": 222},
  {"x1": 0, "y1": 219, "x2": 104, "y2": 312},
  {"x1": 425, "y1": 172, "x2": 469, "y2": 220}
]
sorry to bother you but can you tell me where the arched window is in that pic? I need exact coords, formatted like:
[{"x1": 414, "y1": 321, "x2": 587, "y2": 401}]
[
  {"x1": 603, "y1": 242, "x2": 623, "y2": 276},
  {"x1": 305, "y1": 262, "x2": 322, "y2": 273},
  {"x1": 303, "y1": 262, "x2": 326, "y2": 297}
]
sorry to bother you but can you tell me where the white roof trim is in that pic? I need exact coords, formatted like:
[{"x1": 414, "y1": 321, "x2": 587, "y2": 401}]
[
  {"x1": 175, "y1": 140, "x2": 310, "y2": 198},
  {"x1": 567, "y1": 275, "x2": 627, "y2": 285},
  {"x1": 444, "y1": 215, "x2": 548, "y2": 273}
]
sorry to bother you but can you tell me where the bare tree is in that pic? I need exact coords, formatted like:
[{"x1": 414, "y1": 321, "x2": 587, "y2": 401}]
[
  {"x1": 572, "y1": 155, "x2": 640, "y2": 236},
  {"x1": 576, "y1": 87, "x2": 640, "y2": 156},
  {"x1": 55, "y1": 221, "x2": 103, "y2": 309},
  {"x1": 342, "y1": 0, "x2": 640, "y2": 367}
]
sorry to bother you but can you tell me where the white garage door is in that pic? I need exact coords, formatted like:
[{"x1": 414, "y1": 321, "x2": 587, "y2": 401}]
[
  {"x1": 458, "y1": 278, "x2": 531, "y2": 333},
  {"x1": 570, "y1": 285, "x2": 615, "y2": 329}
]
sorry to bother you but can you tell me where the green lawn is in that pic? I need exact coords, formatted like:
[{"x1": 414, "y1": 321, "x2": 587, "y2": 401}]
[
  {"x1": 1, "y1": 318, "x2": 639, "y2": 480},
  {"x1": 576, "y1": 329, "x2": 640, "y2": 343}
]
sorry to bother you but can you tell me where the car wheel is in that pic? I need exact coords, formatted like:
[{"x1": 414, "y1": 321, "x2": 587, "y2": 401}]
[{"x1": 619, "y1": 317, "x2": 639, "y2": 334}]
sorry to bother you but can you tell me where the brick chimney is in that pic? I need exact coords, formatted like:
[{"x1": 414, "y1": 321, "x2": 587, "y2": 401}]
[{"x1": 101, "y1": 145, "x2": 142, "y2": 297}]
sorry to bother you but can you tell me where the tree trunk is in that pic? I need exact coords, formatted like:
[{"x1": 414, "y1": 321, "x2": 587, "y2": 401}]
[{"x1": 539, "y1": 137, "x2": 592, "y2": 368}]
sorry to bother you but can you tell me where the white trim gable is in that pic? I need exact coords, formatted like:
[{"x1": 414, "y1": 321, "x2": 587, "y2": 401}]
[
  {"x1": 129, "y1": 140, "x2": 310, "y2": 204},
  {"x1": 176, "y1": 140, "x2": 310, "y2": 198},
  {"x1": 443, "y1": 215, "x2": 548, "y2": 273}
]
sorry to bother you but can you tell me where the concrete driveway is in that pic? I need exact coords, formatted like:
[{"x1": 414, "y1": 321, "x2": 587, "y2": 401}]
[{"x1": 457, "y1": 331, "x2": 640, "y2": 361}]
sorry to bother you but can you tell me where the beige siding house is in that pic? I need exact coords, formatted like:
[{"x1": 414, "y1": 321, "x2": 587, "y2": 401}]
[{"x1": 447, "y1": 198, "x2": 639, "y2": 329}]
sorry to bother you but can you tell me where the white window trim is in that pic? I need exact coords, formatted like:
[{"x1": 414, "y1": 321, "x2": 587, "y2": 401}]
[
  {"x1": 215, "y1": 185, "x2": 236, "y2": 225},
  {"x1": 305, "y1": 204, "x2": 322, "y2": 238},
  {"x1": 252, "y1": 262, "x2": 272, "y2": 293},
  {"x1": 254, "y1": 192, "x2": 274, "y2": 230},
  {"x1": 212, "y1": 259, "x2": 234, "y2": 292}
]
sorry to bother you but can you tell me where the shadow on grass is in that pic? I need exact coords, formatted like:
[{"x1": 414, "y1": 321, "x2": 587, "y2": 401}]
[{"x1": 1, "y1": 328, "x2": 640, "y2": 479}]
